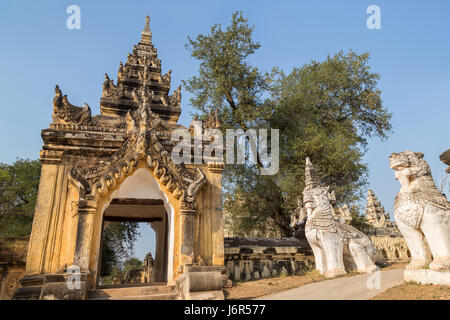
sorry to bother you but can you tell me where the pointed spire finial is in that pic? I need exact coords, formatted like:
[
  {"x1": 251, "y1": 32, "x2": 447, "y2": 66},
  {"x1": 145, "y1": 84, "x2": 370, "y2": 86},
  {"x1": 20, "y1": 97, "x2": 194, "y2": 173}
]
[
  {"x1": 144, "y1": 15, "x2": 150, "y2": 32},
  {"x1": 141, "y1": 15, "x2": 152, "y2": 43},
  {"x1": 305, "y1": 157, "x2": 320, "y2": 189}
]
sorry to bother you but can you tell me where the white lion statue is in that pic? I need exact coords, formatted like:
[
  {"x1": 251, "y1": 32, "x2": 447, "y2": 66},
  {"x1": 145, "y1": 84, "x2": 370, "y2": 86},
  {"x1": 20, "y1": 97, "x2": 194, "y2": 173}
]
[
  {"x1": 390, "y1": 151, "x2": 450, "y2": 271},
  {"x1": 302, "y1": 158, "x2": 378, "y2": 278}
]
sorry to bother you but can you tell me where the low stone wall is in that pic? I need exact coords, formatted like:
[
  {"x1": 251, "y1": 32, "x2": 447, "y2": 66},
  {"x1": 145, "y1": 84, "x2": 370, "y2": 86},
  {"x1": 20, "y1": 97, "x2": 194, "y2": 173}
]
[
  {"x1": 370, "y1": 234, "x2": 410, "y2": 263},
  {"x1": 0, "y1": 237, "x2": 28, "y2": 300},
  {"x1": 224, "y1": 237, "x2": 314, "y2": 282}
]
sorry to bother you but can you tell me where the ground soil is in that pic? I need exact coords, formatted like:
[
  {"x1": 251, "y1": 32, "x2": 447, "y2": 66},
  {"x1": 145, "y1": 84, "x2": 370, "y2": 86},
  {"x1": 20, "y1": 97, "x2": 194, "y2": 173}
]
[
  {"x1": 372, "y1": 262, "x2": 450, "y2": 300},
  {"x1": 224, "y1": 270, "x2": 326, "y2": 300},
  {"x1": 380, "y1": 262, "x2": 407, "y2": 270},
  {"x1": 371, "y1": 283, "x2": 450, "y2": 300}
]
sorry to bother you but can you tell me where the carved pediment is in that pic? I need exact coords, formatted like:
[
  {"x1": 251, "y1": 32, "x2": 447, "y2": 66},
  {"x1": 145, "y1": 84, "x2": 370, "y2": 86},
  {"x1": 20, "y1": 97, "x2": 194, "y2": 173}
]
[{"x1": 70, "y1": 97, "x2": 205, "y2": 210}]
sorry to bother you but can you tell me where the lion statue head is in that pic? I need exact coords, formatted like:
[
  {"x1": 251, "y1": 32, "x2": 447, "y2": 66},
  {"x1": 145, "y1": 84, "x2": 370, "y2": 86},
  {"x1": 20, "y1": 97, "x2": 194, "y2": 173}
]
[
  {"x1": 389, "y1": 151, "x2": 443, "y2": 196},
  {"x1": 303, "y1": 185, "x2": 335, "y2": 214},
  {"x1": 389, "y1": 151, "x2": 431, "y2": 182}
]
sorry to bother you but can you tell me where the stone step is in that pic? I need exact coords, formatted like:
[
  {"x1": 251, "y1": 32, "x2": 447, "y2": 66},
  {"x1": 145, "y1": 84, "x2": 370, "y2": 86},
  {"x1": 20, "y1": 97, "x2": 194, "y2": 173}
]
[
  {"x1": 89, "y1": 292, "x2": 179, "y2": 300},
  {"x1": 88, "y1": 283, "x2": 176, "y2": 299}
]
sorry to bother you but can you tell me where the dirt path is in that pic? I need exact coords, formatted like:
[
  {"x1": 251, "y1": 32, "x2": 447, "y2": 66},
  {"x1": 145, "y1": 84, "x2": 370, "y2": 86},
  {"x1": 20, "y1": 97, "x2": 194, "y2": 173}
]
[
  {"x1": 225, "y1": 263, "x2": 407, "y2": 300},
  {"x1": 255, "y1": 269, "x2": 404, "y2": 300}
]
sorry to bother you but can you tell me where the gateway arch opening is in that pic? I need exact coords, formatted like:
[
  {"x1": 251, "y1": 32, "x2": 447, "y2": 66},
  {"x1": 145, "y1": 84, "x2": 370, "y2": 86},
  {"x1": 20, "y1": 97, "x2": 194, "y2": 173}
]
[{"x1": 96, "y1": 168, "x2": 174, "y2": 287}]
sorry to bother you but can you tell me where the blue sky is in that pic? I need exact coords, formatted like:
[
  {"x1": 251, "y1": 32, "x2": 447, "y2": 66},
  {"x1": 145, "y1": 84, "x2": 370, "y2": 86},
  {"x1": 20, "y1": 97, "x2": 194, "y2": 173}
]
[{"x1": 0, "y1": 1, "x2": 449, "y2": 260}]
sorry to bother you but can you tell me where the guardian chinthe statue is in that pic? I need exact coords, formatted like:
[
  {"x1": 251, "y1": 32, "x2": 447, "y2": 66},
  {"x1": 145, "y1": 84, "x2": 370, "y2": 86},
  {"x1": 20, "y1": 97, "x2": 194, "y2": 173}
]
[
  {"x1": 390, "y1": 151, "x2": 450, "y2": 271},
  {"x1": 301, "y1": 158, "x2": 378, "y2": 278}
]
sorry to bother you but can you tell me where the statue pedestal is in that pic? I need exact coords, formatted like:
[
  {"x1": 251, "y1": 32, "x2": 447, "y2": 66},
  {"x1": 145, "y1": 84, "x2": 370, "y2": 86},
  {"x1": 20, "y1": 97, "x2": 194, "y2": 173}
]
[{"x1": 404, "y1": 269, "x2": 450, "y2": 286}]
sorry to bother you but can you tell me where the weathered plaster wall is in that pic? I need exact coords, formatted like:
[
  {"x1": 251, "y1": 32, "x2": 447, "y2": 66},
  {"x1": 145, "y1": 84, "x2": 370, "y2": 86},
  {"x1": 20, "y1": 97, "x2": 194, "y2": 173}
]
[
  {"x1": 194, "y1": 164, "x2": 224, "y2": 267},
  {"x1": 371, "y1": 235, "x2": 410, "y2": 263},
  {"x1": 25, "y1": 154, "x2": 77, "y2": 275}
]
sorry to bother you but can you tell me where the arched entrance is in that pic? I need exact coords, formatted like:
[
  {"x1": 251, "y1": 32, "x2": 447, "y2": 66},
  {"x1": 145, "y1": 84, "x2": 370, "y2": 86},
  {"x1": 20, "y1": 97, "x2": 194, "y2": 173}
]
[{"x1": 94, "y1": 167, "x2": 175, "y2": 286}]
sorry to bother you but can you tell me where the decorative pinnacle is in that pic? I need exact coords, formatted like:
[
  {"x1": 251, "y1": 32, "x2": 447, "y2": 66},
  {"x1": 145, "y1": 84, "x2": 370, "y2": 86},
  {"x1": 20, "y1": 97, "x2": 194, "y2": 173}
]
[
  {"x1": 144, "y1": 15, "x2": 150, "y2": 32},
  {"x1": 141, "y1": 15, "x2": 152, "y2": 43},
  {"x1": 305, "y1": 157, "x2": 320, "y2": 189},
  {"x1": 367, "y1": 189, "x2": 378, "y2": 203}
]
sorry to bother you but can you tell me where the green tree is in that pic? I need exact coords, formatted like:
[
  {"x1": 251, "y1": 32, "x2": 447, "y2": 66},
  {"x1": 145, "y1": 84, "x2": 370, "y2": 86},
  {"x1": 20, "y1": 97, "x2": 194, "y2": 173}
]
[
  {"x1": 100, "y1": 222, "x2": 140, "y2": 277},
  {"x1": 348, "y1": 206, "x2": 375, "y2": 235},
  {"x1": 184, "y1": 11, "x2": 279, "y2": 233},
  {"x1": 123, "y1": 257, "x2": 143, "y2": 273},
  {"x1": 183, "y1": 11, "x2": 269, "y2": 133},
  {"x1": 0, "y1": 159, "x2": 41, "y2": 239},
  {"x1": 185, "y1": 12, "x2": 392, "y2": 237}
]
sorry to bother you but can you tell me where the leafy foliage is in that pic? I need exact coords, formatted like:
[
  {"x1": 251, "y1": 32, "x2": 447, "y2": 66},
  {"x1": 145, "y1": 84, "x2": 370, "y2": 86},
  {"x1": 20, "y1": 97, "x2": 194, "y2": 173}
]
[
  {"x1": 185, "y1": 12, "x2": 392, "y2": 237},
  {"x1": 0, "y1": 159, "x2": 41, "y2": 239},
  {"x1": 183, "y1": 11, "x2": 269, "y2": 131},
  {"x1": 100, "y1": 222, "x2": 140, "y2": 277},
  {"x1": 123, "y1": 257, "x2": 143, "y2": 273},
  {"x1": 348, "y1": 206, "x2": 375, "y2": 235}
]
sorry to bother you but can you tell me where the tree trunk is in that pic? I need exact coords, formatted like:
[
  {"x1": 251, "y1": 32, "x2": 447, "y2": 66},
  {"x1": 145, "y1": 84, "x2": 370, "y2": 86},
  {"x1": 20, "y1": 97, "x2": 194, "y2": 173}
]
[{"x1": 273, "y1": 210, "x2": 291, "y2": 237}]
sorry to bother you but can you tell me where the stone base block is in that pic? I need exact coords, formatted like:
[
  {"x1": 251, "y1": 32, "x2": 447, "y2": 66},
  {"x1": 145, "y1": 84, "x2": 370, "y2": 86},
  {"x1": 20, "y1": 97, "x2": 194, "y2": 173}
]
[
  {"x1": 39, "y1": 273, "x2": 89, "y2": 300},
  {"x1": 404, "y1": 269, "x2": 450, "y2": 286},
  {"x1": 13, "y1": 274, "x2": 45, "y2": 300},
  {"x1": 184, "y1": 265, "x2": 226, "y2": 300},
  {"x1": 190, "y1": 290, "x2": 224, "y2": 300},
  {"x1": 40, "y1": 280, "x2": 88, "y2": 300},
  {"x1": 324, "y1": 268, "x2": 347, "y2": 279}
]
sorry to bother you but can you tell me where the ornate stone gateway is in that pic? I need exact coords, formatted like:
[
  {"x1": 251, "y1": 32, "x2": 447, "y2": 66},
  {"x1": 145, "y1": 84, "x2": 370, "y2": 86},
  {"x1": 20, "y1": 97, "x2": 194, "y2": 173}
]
[{"x1": 14, "y1": 16, "x2": 225, "y2": 300}]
